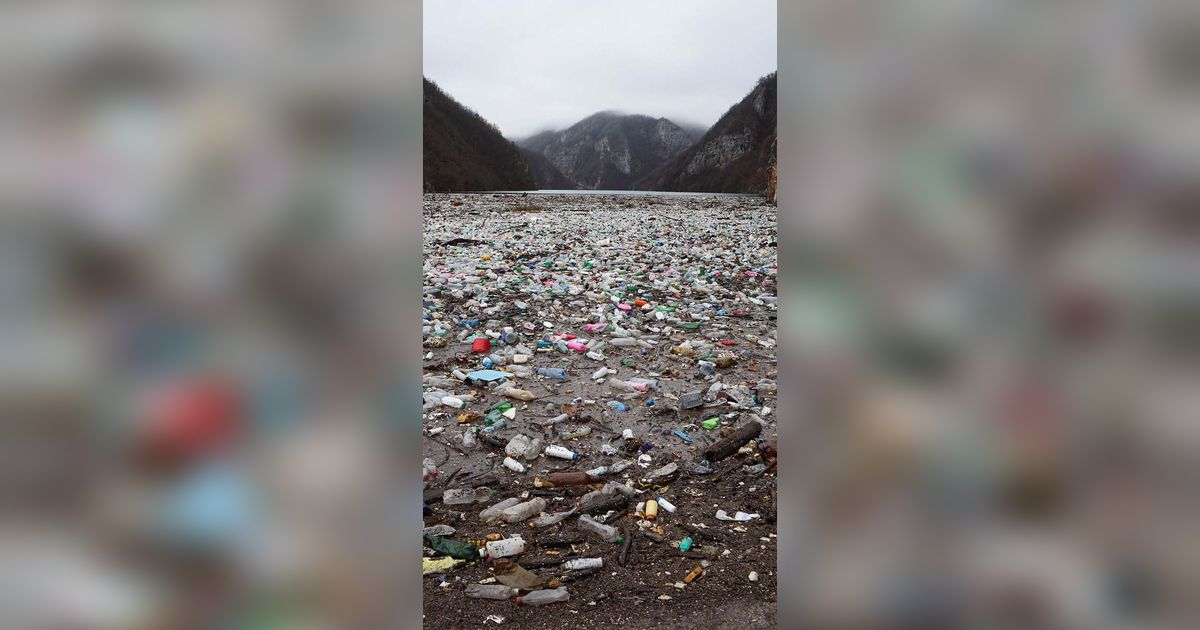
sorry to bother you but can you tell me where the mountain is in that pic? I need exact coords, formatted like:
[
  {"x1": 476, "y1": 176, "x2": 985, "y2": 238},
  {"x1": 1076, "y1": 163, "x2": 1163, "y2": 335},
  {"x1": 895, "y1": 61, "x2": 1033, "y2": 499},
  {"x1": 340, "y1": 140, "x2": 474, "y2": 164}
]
[
  {"x1": 423, "y1": 78, "x2": 535, "y2": 192},
  {"x1": 517, "y1": 112, "x2": 693, "y2": 190},
  {"x1": 634, "y1": 73, "x2": 777, "y2": 195},
  {"x1": 519, "y1": 147, "x2": 577, "y2": 190},
  {"x1": 676, "y1": 122, "x2": 710, "y2": 144}
]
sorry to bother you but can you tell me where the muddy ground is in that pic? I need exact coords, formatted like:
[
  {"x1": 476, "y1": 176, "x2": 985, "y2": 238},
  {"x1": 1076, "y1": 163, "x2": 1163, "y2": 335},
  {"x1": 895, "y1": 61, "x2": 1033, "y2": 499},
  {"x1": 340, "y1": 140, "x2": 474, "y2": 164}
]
[{"x1": 422, "y1": 193, "x2": 777, "y2": 628}]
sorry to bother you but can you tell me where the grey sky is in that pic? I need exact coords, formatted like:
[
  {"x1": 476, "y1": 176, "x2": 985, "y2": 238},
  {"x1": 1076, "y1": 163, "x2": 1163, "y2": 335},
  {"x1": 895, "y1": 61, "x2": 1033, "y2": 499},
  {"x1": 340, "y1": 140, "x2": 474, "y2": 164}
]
[{"x1": 424, "y1": 0, "x2": 776, "y2": 139}]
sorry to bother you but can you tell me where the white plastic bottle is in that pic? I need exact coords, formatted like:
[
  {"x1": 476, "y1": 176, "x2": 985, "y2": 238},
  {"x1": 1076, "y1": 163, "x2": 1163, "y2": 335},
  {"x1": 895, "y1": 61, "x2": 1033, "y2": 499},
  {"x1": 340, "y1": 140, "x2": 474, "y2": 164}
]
[
  {"x1": 503, "y1": 457, "x2": 527, "y2": 473},
  {"x1": 656, "y1": 497, "x2": 677, "y2": 513},
  {"x1": 441, "y1": 396, "x2": 465, "y2": 409},
  {"x1": 577, "y1": 514, "x2": 621, "y2": 542},
  {"x1": 483, "y1": 536, "x2": 526, "y2": 558},
  {"x1": 591, "y1": 366, "x2": 611, "y2": 380},
  {"x1": 466, "y1": 583, "x2": 517, "y2": 600},
  {"x1": 515, "y1": 586, "x2": 570, "y2": 606},
  {"x1": 544, "y1": 445, "x2": 580, "y2": 461},
  {"x1": 501, "y1": 497, "x2": 547, "y2": 523},
  {"x1": 562, "y1": 557, "x2": 603, "y2": 570}
]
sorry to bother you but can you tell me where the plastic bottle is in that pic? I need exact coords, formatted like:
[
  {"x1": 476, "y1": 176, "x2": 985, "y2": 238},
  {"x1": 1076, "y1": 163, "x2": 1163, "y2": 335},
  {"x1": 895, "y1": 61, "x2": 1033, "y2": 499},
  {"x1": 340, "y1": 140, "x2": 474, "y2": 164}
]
[
  {"x1": 591, "y1": 366, "x2": 612, "y2": 380},
  {"x1": 512, "y1": 354, "x2": 530, "y2": 364},
  {"x1": 544, "y1": 445, "x2": 580, "y2": 461},
  {"x1": 466, "y1": 584, "x2": 517, "y2": 600},
  {"x1": 585, "y1": 465, "x2": 607, "y2": 478},
  {"x1": 441, "y1": 396, "x2": 465, "y2": 409},
  {"x1": 503, "y1": 457, "x2": 527, "y2": 473},
  {"x1": 608, "y1": 460, "x2": 632, "y2": 474},
  {"x1": 656, "y1": 497, "x2": 677, "y2": 513},
  {"x1": 501, "y1": 498, "x2": 547, "y2": 523},
  {"x1": 422, "y1": 458, "x2": 439, "y2": 481},
  {"x1": 577, "y1": 514, "x2": 622, "y2": 543},
  {"x1": 515, "y1": 587, "x2": 570, "y2": 606},
  {"x1": 539, "y1": 413, "x2": 570, "y2": 426},
  {"x1": 644, "y1": 500, "x2": 659, "y2": 521},
  {"x1": 452, "y1": 369, "x2": 468, "y2": 380},
  {"x1": 609, "y1": 338, "x2": 637, "y2": 347},
  {"x1": 483, "y1": 536, "x2": 526, "y2": 558},
  {"x1": 480, "y1": 497, "x2": 522, "y2": 523},
  {"x1": 601, "y1": 482, "x2": 636, "y2": 496},
  {"x1": 560, "y1": 426, "x2": 591, "y2": 440},
  {"x1": 586, "y1": 351, "x2": 604, "y2": 361},
  {"x1": 498, "y1": 387, "x2": 536, "y2": 402},
  {"x1": 481, "y1": 418, "x2": 506, "y2": 433},
  {"x1": 444, "y1": 487, "x2": 491, "y2": 505},
  {"x1": 562, "y1": 558, "x2": 603, "y2": 570},
  {"x1": 607, "y1": 377, "x2": 636, "y2": 392},
  {"x1": 462, "y1": 427, "x2": 478, "y2": 448},
  {"x1": 546, "y1": 471, "x2": 592, "y2": 486},
  {"x1": 607, "y1": 401, "x2": 627, "y2": 412},
  {"x1": 537, "y1": 367, "x2": 567, "y2": 380},
  {"x1": 530, "y1": 507, "x2": 578, "y2": 527}
]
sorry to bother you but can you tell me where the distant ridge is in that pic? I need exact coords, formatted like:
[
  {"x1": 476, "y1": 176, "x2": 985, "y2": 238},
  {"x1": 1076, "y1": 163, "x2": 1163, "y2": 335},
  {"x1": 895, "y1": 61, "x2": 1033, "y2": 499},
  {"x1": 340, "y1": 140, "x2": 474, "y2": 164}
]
[
  {"x1": 517, "y1": 112, "x2": 694, "y2": 190},
  {"x1": 423, "y1": 78, "x2": 535, "y2": 192}
]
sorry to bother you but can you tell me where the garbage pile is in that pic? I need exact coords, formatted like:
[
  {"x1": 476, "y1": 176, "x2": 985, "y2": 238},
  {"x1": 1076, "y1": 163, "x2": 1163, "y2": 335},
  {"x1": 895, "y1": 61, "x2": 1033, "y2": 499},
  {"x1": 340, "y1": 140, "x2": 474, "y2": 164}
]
[{"x1": 421, "y1": 193, "x2": 778, "y2": 623}]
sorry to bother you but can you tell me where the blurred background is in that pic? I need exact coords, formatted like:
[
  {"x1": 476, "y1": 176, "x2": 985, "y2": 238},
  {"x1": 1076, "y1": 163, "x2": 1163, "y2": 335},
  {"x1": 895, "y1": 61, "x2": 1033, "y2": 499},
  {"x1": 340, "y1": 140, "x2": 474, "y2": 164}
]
[
  {"x1": 0, "y1": 2, "x2": 422, "y2": 628},
  {"x1": 2, "y1": 0, "x2": 1197, "y2": 628},
  {"x1": 778, "y1": 0, "x2": 1199, "y2": 628}
]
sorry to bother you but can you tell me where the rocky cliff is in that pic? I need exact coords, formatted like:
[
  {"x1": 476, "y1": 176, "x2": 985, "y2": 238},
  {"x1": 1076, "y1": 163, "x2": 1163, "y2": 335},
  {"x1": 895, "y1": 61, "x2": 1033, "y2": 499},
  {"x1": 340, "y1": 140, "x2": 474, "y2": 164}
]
[{"x1": 634, "y1": 73, "x2": 776, "y2": 195}]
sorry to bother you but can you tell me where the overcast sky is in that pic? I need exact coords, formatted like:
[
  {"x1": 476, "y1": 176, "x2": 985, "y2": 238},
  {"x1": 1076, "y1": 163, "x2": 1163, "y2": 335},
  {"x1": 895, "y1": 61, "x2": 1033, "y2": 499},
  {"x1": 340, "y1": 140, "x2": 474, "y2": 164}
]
[{"x1": 424, "y1": 0, "x2": 776, "y2": 139}]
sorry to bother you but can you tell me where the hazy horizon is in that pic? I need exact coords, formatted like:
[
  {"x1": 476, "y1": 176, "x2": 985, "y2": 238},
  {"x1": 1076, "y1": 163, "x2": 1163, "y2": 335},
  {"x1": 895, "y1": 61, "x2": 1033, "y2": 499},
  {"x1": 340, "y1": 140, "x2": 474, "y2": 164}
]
[{"x1": 424, "y1": 0, "x2": 776, "y2": 139}]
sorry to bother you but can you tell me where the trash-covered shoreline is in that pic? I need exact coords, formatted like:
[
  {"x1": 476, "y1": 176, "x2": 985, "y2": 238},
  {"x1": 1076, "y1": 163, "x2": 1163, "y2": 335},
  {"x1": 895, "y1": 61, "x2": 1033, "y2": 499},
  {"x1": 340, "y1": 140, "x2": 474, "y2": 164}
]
[{"x1": 422, "y1": 193, "x2": 778, "y2": 628}]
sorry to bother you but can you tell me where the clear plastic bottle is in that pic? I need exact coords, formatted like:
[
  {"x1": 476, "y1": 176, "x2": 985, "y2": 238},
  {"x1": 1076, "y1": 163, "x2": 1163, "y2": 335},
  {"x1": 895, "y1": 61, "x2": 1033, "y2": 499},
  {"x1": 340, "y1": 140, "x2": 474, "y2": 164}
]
[
  {"x1": 591, "y1": 366, "x2": 611, "y2": 380},
  {"x1": 466, "y1": 583, "x2": 518, "y2": 600},
  {"x1": 530, "y1": 507, "x2": 577, "y2": 528},
  {"x1": 577, "y1": 514, "x2": 621, "y2": 542},
  {"x1": 444, "y1": 487, "x2": 491, "y2": 505},
  {"x1": 540, "y1": 414, "x2": 570, "y2": 426},
  {"x1": 498, "y1": 386, "x2": 536, "y2": 401},
  {"x1": 480, "y1": 497, "x2": 522, "y2": 523},
  {"x1": 501, "y1": 497, "x2": 547, "y2": 523},
  {"x1": 609, "y1": 338, "x2": 637, "y2": 347},
  {"x1": 607, "y1": 377, "x2": 636, "y2": 392},
  {"x1": 516, "y1": 587, "x2": 570, "y2": 606},
  {"x1": 560, "y1": 427, "x2": 591, "y2": 440},
  {"x1": 462, "y1": 427, "x2": 478, "y2": 448},
  {"x1": 602, "y1": 481, "x2": 636, "y2": 497},
  {"x1": 585, "y1": 465, "x2": 607, "y2": 478}
]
